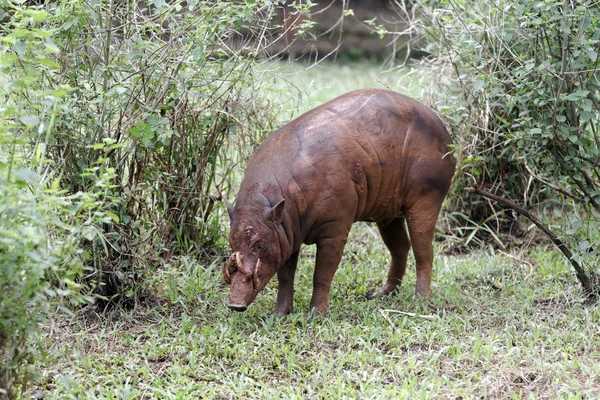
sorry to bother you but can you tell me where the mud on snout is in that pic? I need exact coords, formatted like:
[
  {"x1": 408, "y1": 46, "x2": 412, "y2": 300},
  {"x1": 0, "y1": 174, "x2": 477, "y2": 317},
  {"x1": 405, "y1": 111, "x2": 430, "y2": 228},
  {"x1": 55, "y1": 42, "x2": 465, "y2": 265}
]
[{"x1": 222, "y1": 252, "x2": 263, "y2": 312}]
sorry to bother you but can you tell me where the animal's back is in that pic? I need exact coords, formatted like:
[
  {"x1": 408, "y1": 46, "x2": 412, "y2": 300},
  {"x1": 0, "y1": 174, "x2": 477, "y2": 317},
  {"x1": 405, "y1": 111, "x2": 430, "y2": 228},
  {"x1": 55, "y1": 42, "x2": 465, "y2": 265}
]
[{"x1": 248, "y1": 89, "x2": 455, "y2": 225}]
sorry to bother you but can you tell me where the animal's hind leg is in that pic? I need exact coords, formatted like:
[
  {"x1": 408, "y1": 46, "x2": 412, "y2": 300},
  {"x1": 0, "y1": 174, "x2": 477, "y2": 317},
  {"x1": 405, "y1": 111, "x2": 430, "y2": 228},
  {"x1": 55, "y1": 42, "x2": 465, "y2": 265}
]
[
  {"x1": 405, "y1": 194, "x2": 445, "y2": 300},
  {"x1": 376, "y1": 217, "x2": 411, "y2": 296}
]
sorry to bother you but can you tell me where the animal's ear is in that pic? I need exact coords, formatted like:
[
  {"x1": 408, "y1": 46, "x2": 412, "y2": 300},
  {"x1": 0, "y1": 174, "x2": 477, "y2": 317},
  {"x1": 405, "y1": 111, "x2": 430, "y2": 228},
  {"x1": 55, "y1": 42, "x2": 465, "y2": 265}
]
[
  {"x1": 226, "y1": 200, "x2": 235, "y2": 221},
  {"x1": 265, "y1": 199, "x2": 285, "y2": 224}
]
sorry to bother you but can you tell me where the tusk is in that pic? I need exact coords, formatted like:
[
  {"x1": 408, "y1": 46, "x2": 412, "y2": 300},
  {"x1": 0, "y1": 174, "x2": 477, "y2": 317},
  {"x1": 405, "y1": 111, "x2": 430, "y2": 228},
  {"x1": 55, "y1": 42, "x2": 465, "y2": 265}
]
[
  {"x1": 253, "y1": 258, "x2": 261, "y2": 290},
  {"x1": 221, "y1": 262, "x2": 231, "y2": 283},
  {"x1": 235, "y1": 252, "x2": 245, "y2": 273}
]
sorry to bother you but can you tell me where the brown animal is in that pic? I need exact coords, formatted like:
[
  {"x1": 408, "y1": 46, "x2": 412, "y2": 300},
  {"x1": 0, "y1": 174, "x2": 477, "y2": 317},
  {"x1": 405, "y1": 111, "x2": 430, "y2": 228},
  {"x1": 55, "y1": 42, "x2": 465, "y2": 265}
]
[{"x1": 223, "y1": 89, "x2": 455, "y2": 315}]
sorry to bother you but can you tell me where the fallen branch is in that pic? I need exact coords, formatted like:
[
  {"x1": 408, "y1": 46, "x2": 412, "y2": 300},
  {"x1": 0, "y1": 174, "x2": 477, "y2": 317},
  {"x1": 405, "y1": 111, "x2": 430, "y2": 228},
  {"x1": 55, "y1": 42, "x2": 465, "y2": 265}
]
[
  {"x1": 466, "y1": 186, "x2": 594, "y2": 294},
  {"x1": 379, "y1": 309, "x2": 398, "y2": 331},
  {"x1": 379, "y1": 309, "x2": 437, "y2": 321}
]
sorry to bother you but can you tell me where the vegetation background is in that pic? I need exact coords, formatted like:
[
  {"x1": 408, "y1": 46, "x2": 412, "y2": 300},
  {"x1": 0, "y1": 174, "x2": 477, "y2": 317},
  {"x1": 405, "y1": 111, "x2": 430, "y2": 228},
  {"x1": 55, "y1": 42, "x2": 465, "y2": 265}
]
[{"x1": 0, "y1": 0, "x2": 598, "y2": 398}]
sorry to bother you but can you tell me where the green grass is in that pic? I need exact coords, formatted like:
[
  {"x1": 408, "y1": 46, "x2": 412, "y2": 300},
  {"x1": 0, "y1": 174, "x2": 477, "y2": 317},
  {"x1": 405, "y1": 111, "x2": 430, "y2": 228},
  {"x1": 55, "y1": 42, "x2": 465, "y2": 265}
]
[
  {"x1": 257, "y1": 59, "x2": 431, "y2": 120},
  {"x1": 29, "y1": 61, "x2": 600, "y2": 399},
  {"x1": 34, "y1": 229, "x2": 599, "y2": 399}
]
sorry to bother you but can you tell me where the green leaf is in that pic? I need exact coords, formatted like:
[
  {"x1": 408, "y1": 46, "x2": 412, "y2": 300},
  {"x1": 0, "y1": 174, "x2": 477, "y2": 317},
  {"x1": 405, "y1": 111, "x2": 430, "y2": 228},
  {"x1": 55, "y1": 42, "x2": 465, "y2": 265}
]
[
  {"x1": 25, "y1": 9, "x2": 49, "y2": 22},
  {"x1": 129, "y1": 121, "x2": 151, "y2": 140},
  {"x1": 2, "y1": 106, "x2": 17, "y2": 116},
  {"x1": 568, "y1": 134, "x2": 579, "y2": 143},
  {"x1": 13, "y1": 168, "x2": 38, "y2": 184},
  {"x1": 473, "y1": 79, "x2": 485, "y2": 92},
  {"x1": 149, "y1": 0, "x2": 166, "y2": 11},
  {"x1": 62, "y1": 17, "x2": 80, "y2": 30},
  {"x1": 44, "y1": 41, "x2": 60, "y2": 54},
  {"x1": 587, "y1": 48, "x2": 598, "y2": 62},
  {"x1": 0, "y1": 53, "x2": 18, "y2": 66},
  {"x1": 581, "y1": 99, "x2": 593, "y2": 112},
  {"x1": 577, "y1": 240, "x2": 591, "y2": 252},
  {"x1": 12, "y1": 41, "x2": 26, "y2": 55},
  {"x1": 108, "y1": 143, "x2": 126, "y2": 151},
  {"x1": 580, "y1": 111, "x2": 592, "y2": 122},
  {"x1": 564, "y1": 90, "x2": 589, "y2": 102},
  {"x1": 38, "y1": 58, "x2": 60, "y2": 69},
  {"x1": 82, "y1": 226, "x2": 98, "y2": 241},
  {"x1": 105, "y1": 211, "x2": 120, "y2": 223},
  {"x1": 20, "y1": 115, "x2": 40, "y2": 126}
]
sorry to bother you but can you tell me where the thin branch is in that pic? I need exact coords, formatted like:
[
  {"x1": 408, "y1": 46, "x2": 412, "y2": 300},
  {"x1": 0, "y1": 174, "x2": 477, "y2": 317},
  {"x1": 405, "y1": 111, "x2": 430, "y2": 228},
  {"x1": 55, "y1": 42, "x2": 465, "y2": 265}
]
[
  {"x1": 523, "y1": 163, "x2": 585, "y2": 203},
  {"x1": 466, "y1": 186, "x2": 594, "y2": 294},
  {"x1": 380, "y1": 309, "x2": 437, "y2": 320}
]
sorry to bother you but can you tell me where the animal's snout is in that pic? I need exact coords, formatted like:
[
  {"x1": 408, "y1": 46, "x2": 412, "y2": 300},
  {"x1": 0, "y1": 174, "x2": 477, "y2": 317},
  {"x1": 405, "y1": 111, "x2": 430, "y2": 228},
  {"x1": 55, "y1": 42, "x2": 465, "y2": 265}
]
[{"x1": 228, "y1": 303, "x2": 248, "y2": 312}]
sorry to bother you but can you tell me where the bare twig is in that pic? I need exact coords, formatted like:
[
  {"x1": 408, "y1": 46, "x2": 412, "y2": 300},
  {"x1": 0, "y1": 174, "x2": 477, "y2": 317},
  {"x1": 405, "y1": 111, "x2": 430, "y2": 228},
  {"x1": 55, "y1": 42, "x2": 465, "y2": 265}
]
[
  {"x1": 498, "y1": 250, "x2": 534, "y2": 280},
  {"x1": 466, "y1": 186, "x2": 594, "y2": 294},
  {"x1": 379, "y1": 309, "x2": 398, "y2": 331},
  {"x1": 523, "y1": 163, "x2": 585, "y2": 203},
  {"x1": 379, "y1": 309, "x2": 437, "y2": 320}
]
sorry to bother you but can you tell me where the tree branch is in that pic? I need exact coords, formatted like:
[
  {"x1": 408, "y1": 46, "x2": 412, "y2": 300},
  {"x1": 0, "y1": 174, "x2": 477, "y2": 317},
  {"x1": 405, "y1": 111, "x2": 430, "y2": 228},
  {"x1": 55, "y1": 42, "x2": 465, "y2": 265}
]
[{"x1": 466, "y1": 186, "x2": 594, "y2": 294}]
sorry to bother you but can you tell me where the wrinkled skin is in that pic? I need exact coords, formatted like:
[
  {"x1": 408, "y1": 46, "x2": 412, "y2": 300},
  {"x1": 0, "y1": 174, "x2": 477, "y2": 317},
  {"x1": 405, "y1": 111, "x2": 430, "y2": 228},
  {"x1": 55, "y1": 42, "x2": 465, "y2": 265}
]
[{"x1": 225, "y1": 89, "x2": 456, "y2": 315}]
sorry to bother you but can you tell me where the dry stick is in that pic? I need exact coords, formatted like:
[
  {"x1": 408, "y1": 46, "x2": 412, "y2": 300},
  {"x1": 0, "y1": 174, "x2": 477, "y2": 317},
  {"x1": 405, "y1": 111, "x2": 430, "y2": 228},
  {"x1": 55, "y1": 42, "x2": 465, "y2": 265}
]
[
  {"x1": 380, "y1": 309, "x2": 437, "y2": 320},
  {"x1": 378, "y1": 309, "x2": 398, "y2": 332},
  {"x1": 466, "y1": 187, "x2": 593, "y2": 293}
]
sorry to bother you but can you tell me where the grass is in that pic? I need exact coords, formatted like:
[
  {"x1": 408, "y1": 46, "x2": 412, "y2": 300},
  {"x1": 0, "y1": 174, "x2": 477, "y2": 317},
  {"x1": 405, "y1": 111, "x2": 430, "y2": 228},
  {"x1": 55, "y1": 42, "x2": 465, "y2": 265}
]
[
  {"x1": 30, "y1": 61, "x2": 600, "y2": 399},
  {"x1": 35, "y1": 233, "x2": 599, "y2": 399},
  {"x1": 257, "y1": 59, "x2": 430, "y2": 120}
]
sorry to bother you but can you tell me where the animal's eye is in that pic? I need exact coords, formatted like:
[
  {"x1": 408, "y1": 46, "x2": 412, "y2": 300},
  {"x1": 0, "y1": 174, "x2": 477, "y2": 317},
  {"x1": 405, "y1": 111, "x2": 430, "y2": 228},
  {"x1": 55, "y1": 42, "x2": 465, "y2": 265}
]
[{"x1": 257, "y1": 242, "x2": 265, "y2": 251}]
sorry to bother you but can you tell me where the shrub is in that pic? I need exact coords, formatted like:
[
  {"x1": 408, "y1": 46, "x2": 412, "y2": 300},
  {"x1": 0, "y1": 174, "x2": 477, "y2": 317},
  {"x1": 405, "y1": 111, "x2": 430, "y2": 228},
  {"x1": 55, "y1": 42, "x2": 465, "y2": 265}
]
[
  {"x1": 2, "y1": 0, "x2": 303, "y2": 296},
  {"x1": 411, "y1": 0, "x2": 599, "y2": 284},
  {"x1": 1, "y1": 0, "x2": 308, "y2": 395},
  {"x1": 0, "y1": 7, "x2": 113, "y2": 395},
  {"x1": 39, "y1": 0, "x2": 296, "y2": 299}
]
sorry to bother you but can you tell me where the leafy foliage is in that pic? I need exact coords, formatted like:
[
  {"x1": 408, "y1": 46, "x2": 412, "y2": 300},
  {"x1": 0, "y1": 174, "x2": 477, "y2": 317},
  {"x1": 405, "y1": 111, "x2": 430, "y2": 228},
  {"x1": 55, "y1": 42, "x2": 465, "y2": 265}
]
[
  {"x1": 0, "y1": 7, "x2": 114, "y2": 396},
  {"x1": 413, "y1": 0, "x2": 599, "y2": 276},
  {"x1": 2, "y1": 0, "x2": 298, "y2": 296},
  {"x1": 1, "y1": 0, "x2": 308, "y2": 395}
]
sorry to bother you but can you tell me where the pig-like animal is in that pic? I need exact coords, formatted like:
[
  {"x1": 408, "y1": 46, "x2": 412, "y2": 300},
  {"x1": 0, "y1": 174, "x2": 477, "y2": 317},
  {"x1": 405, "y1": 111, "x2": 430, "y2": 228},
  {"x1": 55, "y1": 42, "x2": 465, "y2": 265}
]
[{"x1": 223, "y1": 89, "x2": 456, "y2": 315}]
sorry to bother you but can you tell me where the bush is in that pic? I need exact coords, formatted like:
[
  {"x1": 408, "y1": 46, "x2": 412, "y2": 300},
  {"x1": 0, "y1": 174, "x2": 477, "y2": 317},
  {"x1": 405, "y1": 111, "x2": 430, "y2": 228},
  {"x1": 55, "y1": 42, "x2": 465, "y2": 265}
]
[
  {"x1": 0, "y1": 160, "x2": 112, "y2": 398},
  {"x1": 2, "y1": 0, "x2": 300, "y2": 296},
  {"x1": 40, "y1": 0, "x2": 295, "y2": 300},
  {"x1": 0, "y1": 7, "x2": 113, "y2": 395},
  {"x1": 1, "y1": 0, "x2": 307, "y2": 395},
  {"x1": 410, "y1": 0, "x2": 599, "y2": 282}
]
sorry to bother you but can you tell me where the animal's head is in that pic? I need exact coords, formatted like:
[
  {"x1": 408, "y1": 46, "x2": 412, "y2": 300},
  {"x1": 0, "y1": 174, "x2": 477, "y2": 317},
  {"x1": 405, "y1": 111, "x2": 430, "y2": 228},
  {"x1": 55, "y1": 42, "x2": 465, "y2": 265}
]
[{"x1": 223, "y1": 199, "x2": 285, "y2": 311}]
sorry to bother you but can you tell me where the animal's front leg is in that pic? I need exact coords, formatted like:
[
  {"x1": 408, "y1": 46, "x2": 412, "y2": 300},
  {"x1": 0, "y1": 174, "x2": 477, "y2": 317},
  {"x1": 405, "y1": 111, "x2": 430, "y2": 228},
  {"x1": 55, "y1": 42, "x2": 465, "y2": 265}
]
[
  {"x1": 310, "y1": 237, "x2": 347, "y2": 314},
  {"x1": 273, "y1": 250, "x2": 299, "y2": 316}
]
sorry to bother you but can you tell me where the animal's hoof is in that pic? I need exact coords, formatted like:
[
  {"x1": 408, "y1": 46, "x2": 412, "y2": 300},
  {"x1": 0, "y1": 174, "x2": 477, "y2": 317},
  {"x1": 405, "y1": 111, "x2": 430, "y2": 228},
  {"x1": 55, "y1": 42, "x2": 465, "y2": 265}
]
[
  {"x1": 413, "y1": 292, "x2": 431, "y2": 303},
  {"x1": 366, "y1": 289, "x2": 378, "y2": 300},
  {"x1": 378, "y1": 283, "x2": 400, "y2": 297},
  {"x1": 272, "y1": 308, "x2": 292, "y2": 317}
]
